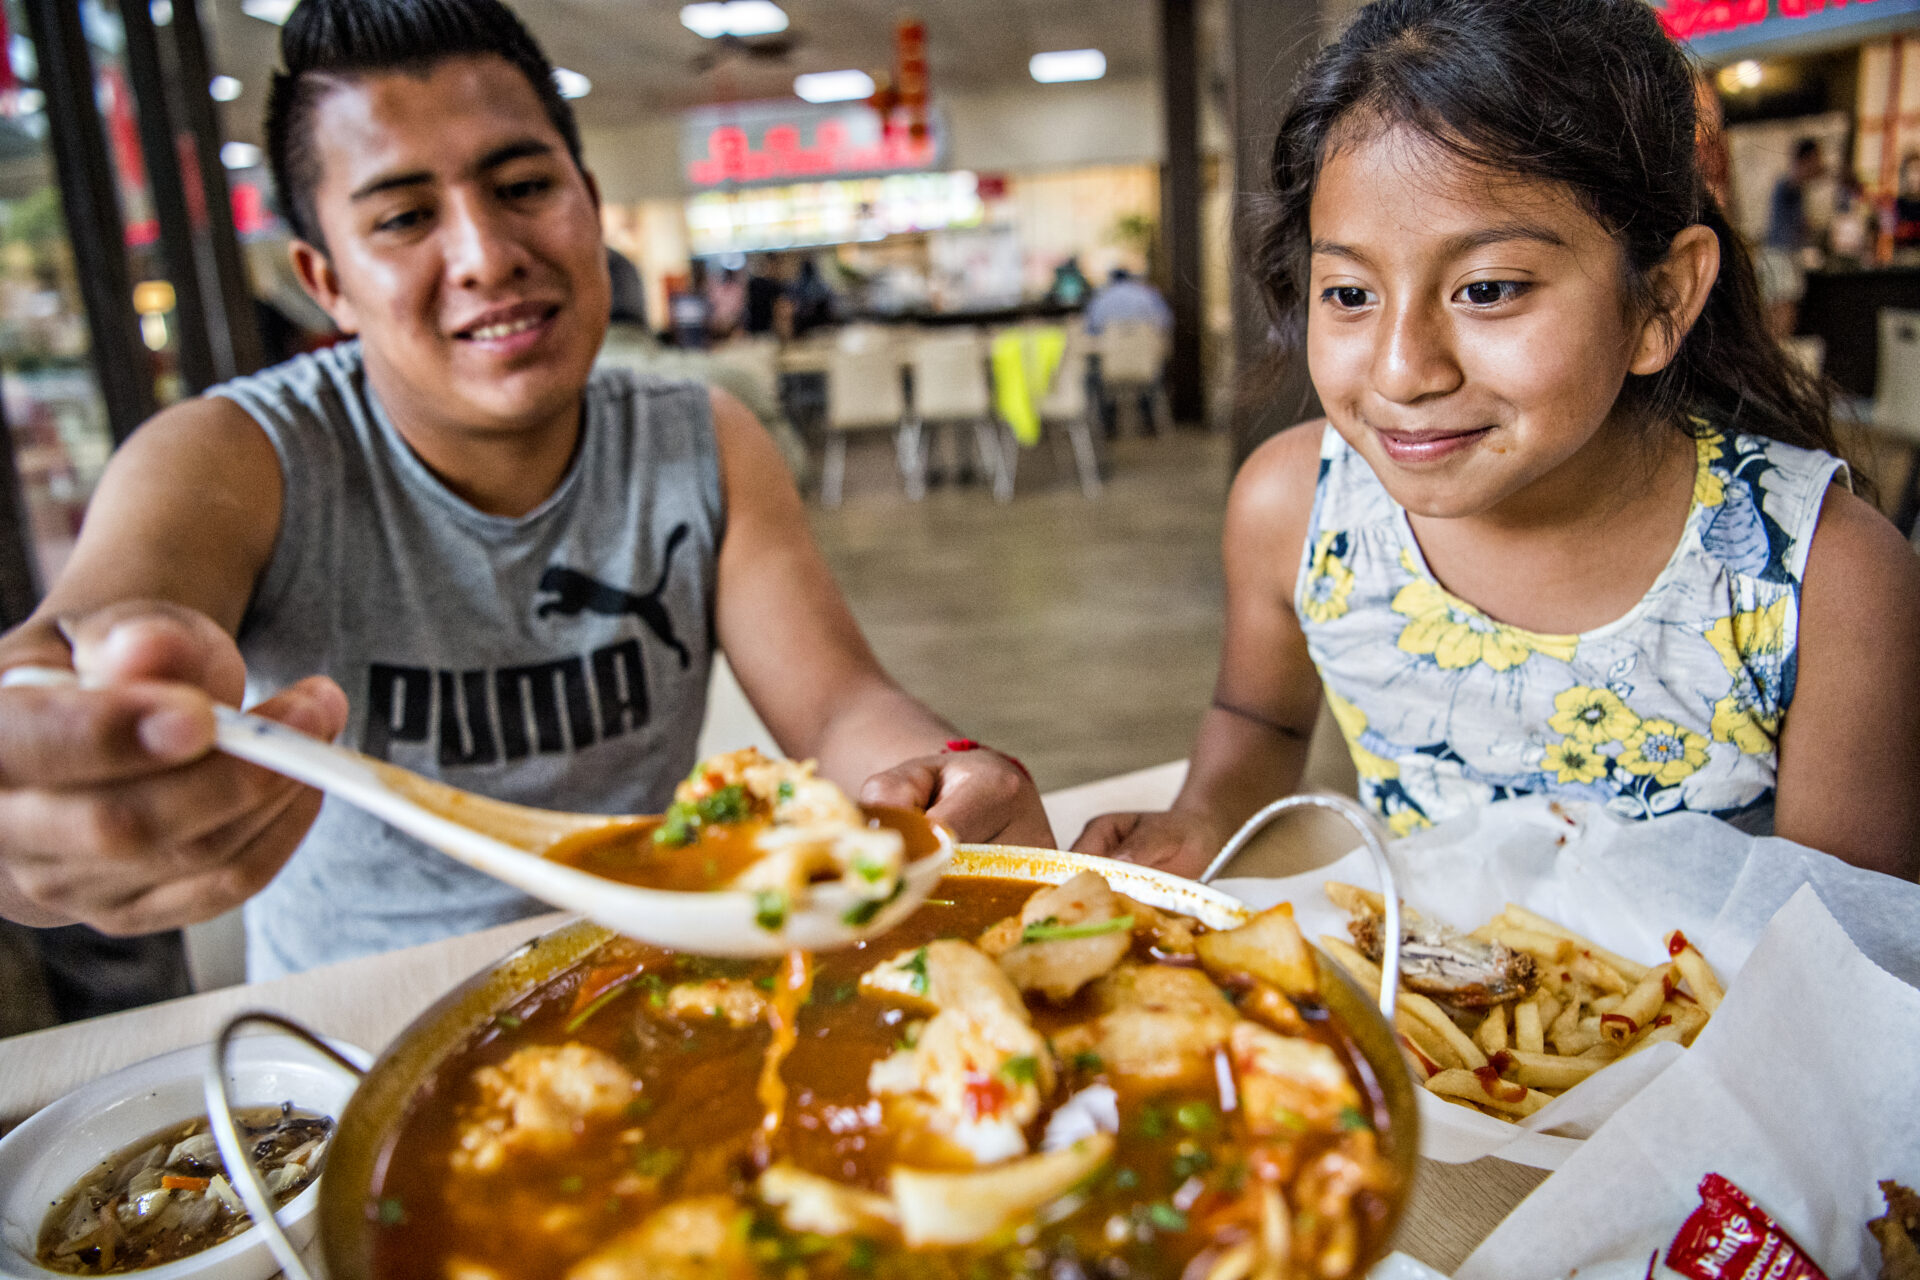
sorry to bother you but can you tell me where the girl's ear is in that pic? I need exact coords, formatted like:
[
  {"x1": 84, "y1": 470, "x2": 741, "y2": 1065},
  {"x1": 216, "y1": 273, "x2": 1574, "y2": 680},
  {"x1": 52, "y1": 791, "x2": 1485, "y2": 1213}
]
[{"x1": 1628, "y1": 224, "x2": 1720, "y2": 376}]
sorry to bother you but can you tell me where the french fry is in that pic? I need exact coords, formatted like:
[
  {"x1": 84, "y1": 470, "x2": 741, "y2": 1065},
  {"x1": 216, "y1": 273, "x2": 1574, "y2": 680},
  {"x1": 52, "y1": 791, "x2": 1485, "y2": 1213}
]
[
  {"x1": 1590, "y1": 993, "x2": 1624, "y2": 1015},
  {"x1": 1513, "y1": 999, "x2": 1545, "y2": 1055},
  {"x1": 1324, "y1": 882, "x2": 1386, "y2": 918},
  {"x1": 1400, "y1": 1014, "x2": 1463, "y2": 1071},
  {"x1": 1499, "y1": 905, "x2": 1651, "y2": 983},
  {"x1": 1485, "y1": 923, "x2": 1573, "y2": 963},
  {"x1": 1555, "y1": 1025, "x2": 1603, "y2": 1056},
  {"x1": 1320, "y1": 935, "x2": 1464, "y2": 1068},
  {"x1": 1505, "y1": 1050, "x2": 1606, "y2": 1091},
  {"x1": 1602, "y1": 963, "x2": 1672, "y2": 1045},
  {"x1": 1569, "y1": 954, "x2": 1628, "y2": 995},
  {"x1": 1665, "y1": 932, "x2": 1724, "y2": 1015},
  {"x1": 1657, "y1": 1000, "x2": 1711, "y2": 1045},
  {"x1": 1547, "y1": 982, "x2": 1588, "y2": 1049},
  {"x1": 1575, "y1": 1042, "x2": 1621, "y2": 1063},
  {"x1": 1423, "y1": 1068, "x2": 1551, "y2": 1118},
  {"x1": 1474, "y1": 1006, "x2": 1508, "y2": 1057},
  {"x1": 1402, "y1": 992, "x2": 1487, "y2": 1070},
  {"x1": 1317, "y1": 935, "x2": 1381, "y2": 994},
  {"x1": 1534, "y1": 990, "x2": 1564, "y2": 1033},
  {"x1": 1622, "y1": 1019, "x2": 1686, "y2": 1058}
]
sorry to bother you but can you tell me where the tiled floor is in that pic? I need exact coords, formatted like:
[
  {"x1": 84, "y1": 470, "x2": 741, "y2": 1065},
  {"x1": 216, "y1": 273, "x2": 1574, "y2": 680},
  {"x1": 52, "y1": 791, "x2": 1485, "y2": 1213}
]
[{"x1": 810, "y1": 429, "x2": 1231, "y2": 796}]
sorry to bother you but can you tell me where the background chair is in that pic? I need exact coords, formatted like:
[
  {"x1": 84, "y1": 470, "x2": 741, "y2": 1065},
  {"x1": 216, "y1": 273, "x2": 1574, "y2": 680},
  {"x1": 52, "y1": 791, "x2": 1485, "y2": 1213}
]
[
  {"x1": 822, "y1": 344, "x2": 913, "y2": 507},
  {"x1": 1096, "y1": 321, "x2": 1171, "y2": 436},
  {"x1": 907, "y1": 329, "x2": 1010, "y2": 502},
  {"x1": 1032, "y1": 328, "x2": 1103, "y2": 497}
]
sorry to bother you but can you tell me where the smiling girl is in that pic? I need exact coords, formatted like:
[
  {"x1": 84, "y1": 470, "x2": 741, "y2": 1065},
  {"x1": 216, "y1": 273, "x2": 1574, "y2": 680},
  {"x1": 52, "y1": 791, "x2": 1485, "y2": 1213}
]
[{"x1": 1077, "y1": 0, "x2": 1920, "y2": 878}]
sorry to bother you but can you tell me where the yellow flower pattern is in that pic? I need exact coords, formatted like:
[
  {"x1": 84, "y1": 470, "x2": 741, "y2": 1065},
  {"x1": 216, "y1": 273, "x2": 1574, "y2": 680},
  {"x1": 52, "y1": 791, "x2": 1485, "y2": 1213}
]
[
  {"x1": 1618, "y1": 719, "x2": 1710, "y2": 786},
  {"x1": 1548, "y1": 687, "x2": 1639, "y2": 744},
  {"x1": 1301, "y1": 532, "x2": 1356, "y2": 624},
  {"x1": 1292, "y1": 424, "x2": 1837, "y2": 831},
  {"x1": 1325, "y1": 687, "x2": 1399, "y2": 781},
  {"x1": 1392, "y1": 578, "x2": 1579, "y2": 672},
  {"x1": 1693, "y1": 431, "x2": 1727, "y2": 508},
  {"x1": 1540, "y1": 739, "x2": 1610, "y2": 784}
]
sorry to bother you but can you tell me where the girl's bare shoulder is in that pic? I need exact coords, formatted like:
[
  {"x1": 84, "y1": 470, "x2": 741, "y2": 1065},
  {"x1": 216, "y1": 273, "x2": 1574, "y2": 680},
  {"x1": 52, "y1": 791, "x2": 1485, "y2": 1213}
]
[{"x1": 1225, "y1": 419, "x2": 1329, "y2": 597}]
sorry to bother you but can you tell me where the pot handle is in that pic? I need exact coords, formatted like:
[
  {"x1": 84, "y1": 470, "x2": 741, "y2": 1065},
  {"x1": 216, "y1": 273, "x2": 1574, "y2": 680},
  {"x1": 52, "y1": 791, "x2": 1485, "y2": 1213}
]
[
  {"x1": 1198, "y1": 793, "x2": 1402, "y2": 1024},
  {"x1": 205, "y1": 1011, "x2": 365, "y2": 1280}
]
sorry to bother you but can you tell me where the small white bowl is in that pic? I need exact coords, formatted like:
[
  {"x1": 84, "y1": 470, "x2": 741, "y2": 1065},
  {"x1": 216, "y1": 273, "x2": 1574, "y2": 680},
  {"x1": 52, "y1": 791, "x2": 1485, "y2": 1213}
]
[{"x1": 0, "y1": 1034, "x2": 368, "y2": 1280}]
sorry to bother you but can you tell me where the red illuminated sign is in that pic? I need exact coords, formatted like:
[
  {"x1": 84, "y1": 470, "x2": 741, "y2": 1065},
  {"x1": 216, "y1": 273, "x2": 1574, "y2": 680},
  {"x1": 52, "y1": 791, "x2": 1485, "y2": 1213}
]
[
  {"x1": 1656, "y1": 0, "x2": 1886, "y2": 41},
  {"x1": 685, "y1": 117, "x2": 937, "y2": 186}
]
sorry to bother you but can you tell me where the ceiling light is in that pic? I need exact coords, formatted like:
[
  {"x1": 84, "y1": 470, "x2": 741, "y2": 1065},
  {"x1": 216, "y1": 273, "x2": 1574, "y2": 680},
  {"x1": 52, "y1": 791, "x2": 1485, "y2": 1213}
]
[
  {"x1": 240, "y1": 0, "x2": 299, "y2": 24},
  {"x1": 1717, "y1": 59, "x2": 1763, "y2": 92},
  {"x1": 1030, "y1": 49, "x2": 1106, "y2": 83},
  {"x1": 209, "y1": 74, "x2": 242, "y2": 101},
  {"x1": 552, "y1": 67, "x2": 591, "y2": 99},
  {"x1": 680, "y1": 1, "x2": 788, "y2": 39},
  {"x1": 794, "y1": 69, "x2": 874, "y2": 103},
  {"x1": 149, "y1": 0, "x2": 172, "y2": 24},
  {"x1": 221, "y1": 140, "x2": 262, "y2": 169}
]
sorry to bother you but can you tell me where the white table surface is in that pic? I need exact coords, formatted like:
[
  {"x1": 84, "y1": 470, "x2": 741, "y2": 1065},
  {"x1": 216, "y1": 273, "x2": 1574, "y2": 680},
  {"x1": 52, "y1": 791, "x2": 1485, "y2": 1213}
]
[{"x1": 0, "y1": 762, "x2": 1545, "y2": 1274}]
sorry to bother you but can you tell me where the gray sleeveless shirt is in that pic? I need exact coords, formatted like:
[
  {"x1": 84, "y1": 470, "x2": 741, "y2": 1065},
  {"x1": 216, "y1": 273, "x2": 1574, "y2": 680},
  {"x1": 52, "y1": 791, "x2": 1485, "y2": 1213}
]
[{"x1": 212, "y1": 342, "x2": 721, "y2": 978}]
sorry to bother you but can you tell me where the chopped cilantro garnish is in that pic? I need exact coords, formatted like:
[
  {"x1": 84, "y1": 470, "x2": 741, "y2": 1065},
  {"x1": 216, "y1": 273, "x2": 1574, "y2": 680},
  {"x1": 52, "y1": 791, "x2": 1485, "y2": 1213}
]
[
  {"x1": 1021, "y1": 914, "x2": 1134, "y2": 944},
  {"x1": 634, "y1": 1147, "x2": 683, "y2": 1178},
  {"x1": 696, "y1": 784, "x2": 749, "y2": 825},
  {"x1": 623, "y1": 1096, "x2": 655, "y2": 1120},
  {"x1": 492, "y1": 1012, "x2": 521, "y2": 1030},
  {"x1": 375, "y1": 1197, "x2": 406, "y2": 1226},
  {"x1": 1146, "y1": 1203, "x2": 1188, "y2": 1232},
  {"x1": 1171, "y1": 1147, "x2": 1211, "y2": 1180},
  {"x1": 776, "y1": 780, "x2": 795, "y2": 803},
  {"x1": 1175, "y1": 1101, "x2": 1216, "y2": 1133},
  {"x1": 853, "y1": 855, "x2": 888, "y2": 884},
  {"x1": 565, "y1": 980, "x2": 632, "y2": 1033},
  {"x1": 847, "y1": 1237, "x2": 878, "y2": 1272},
  {"x1": 842, "y1": 897, "x2": 884, "y2": 926},
  {"x1": 1138, "y1": 1104, "x2": 1168, "y2": 1138},
  {"x1": 637, "y1": 972, "x2": 668, "y2": 1008},
  {"x1": 558, "y1": 1175, "x2": 584, "y2": 1193},
  {"x1": 1271, "y1": 1106, "x2": 1308, "y2": 1131},
  {"x1": 904, "y1": 947, "x2": 930, "y2": 996},
  {"x1": 827, "y1": 980, "x2": 857, "y2": 1004},
  {"x1": 1072, "y1": 1050, "x2": 1105, "y2": 1073},
  {"x1": 753, "y1": 974, "x2": 776, "y2": 991},
  {"x1": 1110, "y1": 1167, "x2": 1139, "y2": 1191},
  {"x1": 1338, "y1": 1105, "x2": 1373, "y2": 1132},
  {"x1": 754, "y1": 889, "x2": 789, "y2": 931},
  {"x1": 1001, "y1": 1055, "x2": 1039, "y2": 1084}
]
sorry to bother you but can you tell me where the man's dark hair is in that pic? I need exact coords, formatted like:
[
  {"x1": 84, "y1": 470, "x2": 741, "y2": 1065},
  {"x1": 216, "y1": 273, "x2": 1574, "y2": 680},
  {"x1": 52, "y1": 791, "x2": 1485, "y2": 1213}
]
[
  {"x1": 264, "y1": 0, "x2": 585, "y2": 249},
  {"x1": 1792, "y1": 137, "x2": 1821, "y2": 163}
]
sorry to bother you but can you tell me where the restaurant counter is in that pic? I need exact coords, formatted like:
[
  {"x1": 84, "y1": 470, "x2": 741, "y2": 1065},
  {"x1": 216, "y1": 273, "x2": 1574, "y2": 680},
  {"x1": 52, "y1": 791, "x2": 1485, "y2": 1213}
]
[{"x1": 0, "y1": 762, "x2": 1548, "y2": 1275}]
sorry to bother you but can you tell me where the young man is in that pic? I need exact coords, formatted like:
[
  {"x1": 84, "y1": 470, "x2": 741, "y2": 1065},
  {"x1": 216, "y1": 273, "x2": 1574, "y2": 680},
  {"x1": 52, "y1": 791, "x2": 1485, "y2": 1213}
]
[{"x1": 0, "y1": 0, "x2": 1049, "y2": 977}]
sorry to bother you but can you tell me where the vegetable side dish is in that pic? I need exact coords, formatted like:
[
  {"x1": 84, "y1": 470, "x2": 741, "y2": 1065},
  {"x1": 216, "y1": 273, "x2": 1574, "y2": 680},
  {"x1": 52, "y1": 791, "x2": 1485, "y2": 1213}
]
[
  {"x1": 37, "y1": 1105, "x2": 333, "y2": 1274},
  {"x1": 367, "y1": 874, "x2": 1401, "y2": 1280}
]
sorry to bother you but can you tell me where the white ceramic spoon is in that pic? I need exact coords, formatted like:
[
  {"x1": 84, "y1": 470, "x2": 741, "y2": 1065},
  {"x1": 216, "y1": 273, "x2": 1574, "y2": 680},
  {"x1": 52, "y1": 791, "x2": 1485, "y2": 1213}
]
[{"x1": 1, "y1": 667, "x2": 953, "y2": 955}]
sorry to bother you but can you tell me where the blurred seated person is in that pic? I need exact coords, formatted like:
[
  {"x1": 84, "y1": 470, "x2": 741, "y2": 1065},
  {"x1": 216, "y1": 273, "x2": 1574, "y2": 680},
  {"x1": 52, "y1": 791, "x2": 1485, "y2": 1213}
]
[
  {"x1": 1895, "y1": 152, "x2": 1920, "y2": 253},
  {"x1": 668, "y1": 260, "x2": 712, "y2": 348},
  {"x1": 605, "y1": 247, "x2": 646, "y2": 331},
  {"x1": 0, "y1": 0, "x2": 1050, "y2": 981},
  {"x1": 1082, "y1": 267, "x2": 1171, "y2": 336},
  {"x1": 1758, "y1": 137, "x2": 1824, "y2": 338},
  {"x1": 787, "y1": 258, "x2": 839, "y2": 337},
  {"x1": 744, "y1": 255, "x2": 786, "y2": 336},
  {"x1": 1048, "y1": 256, "x2": 1090, "y2": 307},
  {"x1": 707, "y1": 264, "x2": 747, "y2": 340}
]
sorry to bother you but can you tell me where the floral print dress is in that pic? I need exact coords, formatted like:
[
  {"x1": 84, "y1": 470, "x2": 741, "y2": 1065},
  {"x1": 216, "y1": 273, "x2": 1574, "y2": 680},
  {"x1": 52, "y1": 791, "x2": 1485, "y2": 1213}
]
[{"x1": 1294, "y1": 424, "x2": 1844, "y2": 837}]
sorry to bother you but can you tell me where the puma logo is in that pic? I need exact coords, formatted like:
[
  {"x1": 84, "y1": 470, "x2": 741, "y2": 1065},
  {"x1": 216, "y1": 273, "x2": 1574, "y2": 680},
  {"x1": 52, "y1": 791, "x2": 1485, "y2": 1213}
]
[{"x1": 537, "y1": 523, "x2": 691, "y2": 669}]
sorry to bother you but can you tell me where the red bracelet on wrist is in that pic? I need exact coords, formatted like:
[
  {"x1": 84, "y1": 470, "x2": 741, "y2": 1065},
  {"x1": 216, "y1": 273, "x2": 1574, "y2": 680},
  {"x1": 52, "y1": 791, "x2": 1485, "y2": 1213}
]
[{"x1": 942, "y1": 738, "x2": 1031, "y2": 782}]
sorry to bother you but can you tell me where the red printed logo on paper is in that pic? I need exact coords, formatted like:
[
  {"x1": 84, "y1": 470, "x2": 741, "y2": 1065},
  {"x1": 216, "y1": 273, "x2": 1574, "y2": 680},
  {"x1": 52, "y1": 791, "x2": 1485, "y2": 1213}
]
[{"x1": 1664, "y1": 1174, "x2": 1829, "y2": 1280}]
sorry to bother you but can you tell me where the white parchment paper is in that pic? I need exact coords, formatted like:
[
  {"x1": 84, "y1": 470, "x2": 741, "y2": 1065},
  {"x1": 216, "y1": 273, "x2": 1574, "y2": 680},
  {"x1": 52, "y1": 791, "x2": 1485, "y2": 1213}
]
[
  {"x1": 1214, "y1": 797, "x2": 1920, "y2": 1168},
  {"x1": 1456, "y1": 886, "x2": 1920, "y2": 1280}
]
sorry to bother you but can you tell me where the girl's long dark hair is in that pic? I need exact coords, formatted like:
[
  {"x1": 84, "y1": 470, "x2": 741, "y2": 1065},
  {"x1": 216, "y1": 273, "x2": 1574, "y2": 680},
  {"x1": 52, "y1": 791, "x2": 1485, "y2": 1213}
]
[{"x1": 1250, "y1": 0, "x2": 1842, "y2": 458}]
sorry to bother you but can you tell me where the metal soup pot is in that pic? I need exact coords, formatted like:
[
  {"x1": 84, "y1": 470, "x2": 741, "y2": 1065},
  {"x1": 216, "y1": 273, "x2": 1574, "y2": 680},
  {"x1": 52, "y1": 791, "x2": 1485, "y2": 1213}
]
[{"x1": 228, "y1": 820, "x2": 1420, "y2": 1279}]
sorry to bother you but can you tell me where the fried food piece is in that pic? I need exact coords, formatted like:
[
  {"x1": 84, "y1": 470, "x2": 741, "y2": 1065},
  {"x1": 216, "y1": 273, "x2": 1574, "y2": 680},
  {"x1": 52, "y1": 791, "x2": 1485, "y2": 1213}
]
[
  {"x1": 1228, "y1": 1021, "x2": 1362, "y2": 1138},
  {"x1": 1873, "y1": 1180, "x2": 1920, "y2": 1280},
  {"x1": 1052, "y1": 963, "x2": 1239, "y2": 1090},
  {"x1": 863, "y1": 941, "x2": 1053, "y2": 1164},
  {"x1": 982, "y1": 871, "x2": 1135, "y2": 1003},
  {"x1": 453, "y1": 1044, "x2": 640, "y2": 1174},
  {"x1": 564, "y1": 1196, "x2": 754, "y2": 1280},
  {"x1": 663, "y1": 979, "x2": 767, "y2": 1028},
  {"x1": 757, "y1": 1164, "x2": 897, "y2": 1237},
  {"x1": 1342, "y1": 891, "x2": 1536, "y2": 1007}
]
